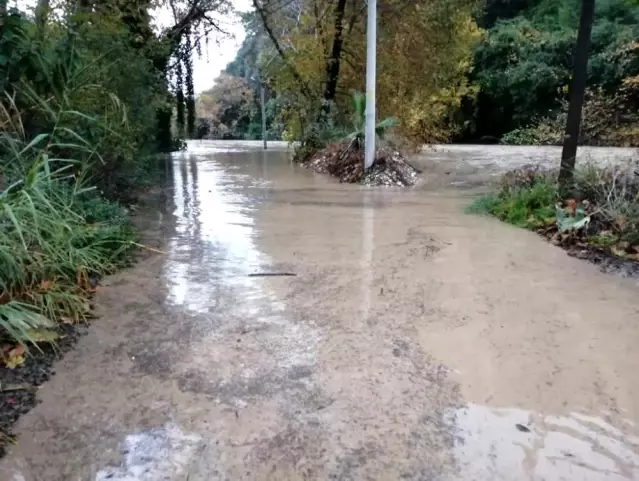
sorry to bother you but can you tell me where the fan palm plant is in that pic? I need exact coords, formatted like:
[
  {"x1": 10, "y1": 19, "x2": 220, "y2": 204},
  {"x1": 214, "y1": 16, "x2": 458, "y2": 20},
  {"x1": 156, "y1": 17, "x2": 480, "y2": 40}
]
[{"x1": 347, "y1": 92, "x2": 398, "y2": 148}]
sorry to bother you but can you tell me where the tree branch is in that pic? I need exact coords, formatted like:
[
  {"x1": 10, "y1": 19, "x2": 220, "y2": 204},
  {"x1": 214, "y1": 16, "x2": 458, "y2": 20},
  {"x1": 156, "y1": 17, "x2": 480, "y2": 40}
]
[{"x1": 252, "y1": 0, "x2": 313, "y2": 99}]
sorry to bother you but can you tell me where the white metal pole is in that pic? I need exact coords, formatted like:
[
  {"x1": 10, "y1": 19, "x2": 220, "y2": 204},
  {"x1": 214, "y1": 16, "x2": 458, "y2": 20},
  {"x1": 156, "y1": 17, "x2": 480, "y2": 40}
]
[{"x1": 364, "y1": 0, "x2": 377, "y2": 169}]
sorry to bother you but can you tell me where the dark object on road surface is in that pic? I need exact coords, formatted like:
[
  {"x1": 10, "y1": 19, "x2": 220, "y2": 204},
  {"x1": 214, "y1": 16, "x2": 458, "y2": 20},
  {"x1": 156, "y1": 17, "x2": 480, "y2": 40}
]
[
  {"x1": 302, "y1": 141, "x2": 420, "y2": 187},
  {"x1": 515, "y1": 423, "x2": 531, "y2": 433},
  {"x1": 248, "y1": 272, "x2": 297, "y2": 277}
]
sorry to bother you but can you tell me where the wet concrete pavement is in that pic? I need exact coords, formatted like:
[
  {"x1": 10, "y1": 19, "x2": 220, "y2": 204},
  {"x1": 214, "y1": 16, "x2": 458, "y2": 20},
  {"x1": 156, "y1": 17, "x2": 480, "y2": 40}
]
[{"x1": 1, "y1": 141, "x2": 639, "y2": 480}]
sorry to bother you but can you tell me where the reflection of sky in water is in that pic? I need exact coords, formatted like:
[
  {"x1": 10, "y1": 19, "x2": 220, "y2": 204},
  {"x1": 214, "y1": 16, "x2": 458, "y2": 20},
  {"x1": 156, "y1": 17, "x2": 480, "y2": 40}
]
[
  {"x1": 163, "y1": 147, "x2": 320, "y2": 368},
  {"x1": 165, "y1": 152, "x2": 264, "y2": 313},
  {"x1": 449, "y1": 404, "x2": 639, "y2": 481}
]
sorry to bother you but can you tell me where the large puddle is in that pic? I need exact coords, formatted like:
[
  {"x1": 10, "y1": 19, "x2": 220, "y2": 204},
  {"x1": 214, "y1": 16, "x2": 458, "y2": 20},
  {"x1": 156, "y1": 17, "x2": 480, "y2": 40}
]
[{"x1": 1, "y1": 141, "x2": 638, "y2": 480}]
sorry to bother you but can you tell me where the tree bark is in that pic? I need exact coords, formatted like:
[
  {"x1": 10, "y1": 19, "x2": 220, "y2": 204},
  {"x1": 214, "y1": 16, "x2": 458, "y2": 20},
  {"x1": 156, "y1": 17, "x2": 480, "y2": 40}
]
[
  {"x1": 252, "y1": 0, "x2": 313, "y2": 99},
  {"x1": 156, "y1": 106, "x2": 174, "y2": 152},
  {"x1": 35, "y1": 0, "x2": 50, "y2": 39},
  {"x1": 558, "y1": 0, "x2": 595, "y2": 192},
  {"x1": 322, "y1": 0, "x2": 348, "y2": 110},
  {"x1": 0, "y1": 1, "x2": 6, "y2": 30},
  {"x1": 152, "y1": 3, "x2": 213, "y2": 149}
]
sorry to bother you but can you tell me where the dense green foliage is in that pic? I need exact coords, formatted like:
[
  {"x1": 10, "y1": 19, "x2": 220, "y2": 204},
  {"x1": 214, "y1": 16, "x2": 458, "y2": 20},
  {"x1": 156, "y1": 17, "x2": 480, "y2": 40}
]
[
  {"x1": 0, "y1": 1, "x2": 228, "y2": 349},
  {"x1": 469, "y1": 181, "x2": 557, "y2": 228},
  {"x1": 195, "y1": 12, "x2": 285, "y2": 141},
  {"x1": 200, "y1": 0, "x2": 478, "y2": 146},
  {"x1": 465, "y1": 0, "x2": 639, "y2": 144},
  {"x1": 0, "y1": 6, "x2": 146, "y2": 347},
  {"x1": 200, "y1": 0, "x2": 639, "y2": 147},
  {"x1": 469, "y1": 163, "x2": 639, "y2": 259},
  {"x1": 467, "y1": 165, "x2": 559, "y2": 231}
]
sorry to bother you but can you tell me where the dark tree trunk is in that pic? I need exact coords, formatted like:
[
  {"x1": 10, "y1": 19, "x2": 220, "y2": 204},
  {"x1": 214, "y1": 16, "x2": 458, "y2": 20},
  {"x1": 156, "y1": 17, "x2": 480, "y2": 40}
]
[
  {"x1": 322, "y1": 0, "x2": 348, "y2": 112},
  {"x1": 175, "y1": 58, "x2": 185, "y2": 138},
  {"x1": 156, "y1": 106, "x2": 174, "y2": 152},
  {"x1": 558, "y1": 0, "x2": 595, "y2": 192},
  {"x1": 35, "y1": 0, "x2": 50, "y2": 33},
  {"x1": 0, "y1": 1, "x2": 6, "y2": 30},
  {"x1": 184, "y1": 30, "x2": 195, "y2": 138}
]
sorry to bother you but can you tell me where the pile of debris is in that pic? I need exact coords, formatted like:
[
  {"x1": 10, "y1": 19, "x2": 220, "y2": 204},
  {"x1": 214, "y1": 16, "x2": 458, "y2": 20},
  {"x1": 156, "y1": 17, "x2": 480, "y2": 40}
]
[{"x1": 302, "y1": 141, "x2": 420, "y2": 186}]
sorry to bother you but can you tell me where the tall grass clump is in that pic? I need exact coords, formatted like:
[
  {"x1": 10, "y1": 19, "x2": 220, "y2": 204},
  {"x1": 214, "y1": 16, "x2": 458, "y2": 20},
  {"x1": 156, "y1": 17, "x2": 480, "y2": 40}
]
[
  {"x1": 0, "y1": 6, "x2": 170, "y2": 349},
  {"x1": 467, "y1": 166, "x2": 558, "y2": 228},
  {"x1": 0, "y1": 92, "x2": 135, "y2": 347}
]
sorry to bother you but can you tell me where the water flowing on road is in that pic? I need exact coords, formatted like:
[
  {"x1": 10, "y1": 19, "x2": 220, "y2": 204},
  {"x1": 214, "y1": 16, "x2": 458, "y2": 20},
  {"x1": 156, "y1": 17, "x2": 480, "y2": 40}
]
[{"x1": 1, "y1": 141, "x2": 638, "y2": 480}]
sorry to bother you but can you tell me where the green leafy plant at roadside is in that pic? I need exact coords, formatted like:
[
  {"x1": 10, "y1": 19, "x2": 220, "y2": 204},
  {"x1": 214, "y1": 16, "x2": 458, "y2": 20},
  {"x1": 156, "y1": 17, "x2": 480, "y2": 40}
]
[
  {"x1": 501, "y1": 85, "x2": 639, "y2": 147},
  {"x1": 0, "y1": 150, "x2": 135, "y2": 350},
  {"x1": 468, "y1": 163, "x2": 639, "y2": 262},
  {"x1": 347, "y1": 92, "x2": 399, "y2": 147},
  {"x1": 292, "y1": 109, "x2": 347, "y2": 163},
  {"x1": 468, "y1": 179, "x2": 557, "y2": 228},
  {"x1": 292, "y1": 92, "x2": 400, "y2": 163},
  {"x1": 574, "y1": 162, "x2": 639, "y2": 248},
  {"x1": 556, "y1": 204, "x2": 590, "y2": 232},
  {"x1": 0, "y1": 83, "x2": 136, "y2": 350}
]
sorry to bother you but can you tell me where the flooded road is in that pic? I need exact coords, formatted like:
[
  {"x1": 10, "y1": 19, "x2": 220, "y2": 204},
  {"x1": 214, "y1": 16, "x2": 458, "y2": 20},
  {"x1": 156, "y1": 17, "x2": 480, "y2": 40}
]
[{"x1": 2, "y1": 141, "x2": 639, "y2": 480}]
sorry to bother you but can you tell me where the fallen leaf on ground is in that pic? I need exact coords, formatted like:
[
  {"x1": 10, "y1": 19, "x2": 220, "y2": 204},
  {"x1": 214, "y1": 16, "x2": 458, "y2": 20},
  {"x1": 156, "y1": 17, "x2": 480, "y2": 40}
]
[
  {"x1": 60, "y1": 316, "x2": 75, "y2": 324},
  {"x1": 8, "y1": 346, "x2": 24, "y2": 357},
  {"x1": 25, "y1": 329, "x2": 60, "y2": 343},
  {"x1": 0, "y1": 383, "x2": 32, "y2": 392},
  {"x1": 4, "y1": 346, "x2": 25, "y2": 369}
]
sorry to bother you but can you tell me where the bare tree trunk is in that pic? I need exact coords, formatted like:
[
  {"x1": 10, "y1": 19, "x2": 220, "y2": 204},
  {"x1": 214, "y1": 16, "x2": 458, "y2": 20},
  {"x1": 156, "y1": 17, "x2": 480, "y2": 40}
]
[
  {"x1": 322, "y1": 0, "x2": 348, "y2": 111},
  {"x1": 35, "y1": 0, "x2": 51, "y2": 36},
  {"x1": 261, "y1": 82, "x2": 267, "y2": 149},
  {"x1": 0, "y1": 1, "x2": 7, "y2": 30},
  {"x1": 558, "y1": 0, "x2": 595, "y2": 192}
]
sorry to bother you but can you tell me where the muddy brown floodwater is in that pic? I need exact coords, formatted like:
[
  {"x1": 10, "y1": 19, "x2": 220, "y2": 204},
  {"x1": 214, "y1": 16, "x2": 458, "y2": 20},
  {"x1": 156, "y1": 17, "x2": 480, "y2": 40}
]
[{"x1": 1, "y1": 142, "x2": 639, "y2": 481}]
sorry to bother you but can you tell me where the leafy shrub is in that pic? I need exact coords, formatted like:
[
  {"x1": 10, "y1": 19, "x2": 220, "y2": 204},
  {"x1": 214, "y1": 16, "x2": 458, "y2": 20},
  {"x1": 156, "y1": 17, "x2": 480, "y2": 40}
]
[
  {"x1": 346, "y1": 92, "x2": 398, "y2": 147},
  {"x1": 574, "y1": 162, "x2": 639, "y2": 245},
  {"x1": 292, "y1": 114, "x2": 347, "y2": 163},
  {"x1": 0, "y1": 13, "x2": 145, "y2": 346},
  {"x1": 293, "y1": 93, "x2": 400, "y2": 163},
  {"x1": 0, "y1": 156, "x2": 135, "y2": 345},
  {"x1": 501, "y1": 85, "x2": 639, "y2": 146},
  {"x1": 470, "y1": 0, "x2": 639, "y2": 139},
  {"x1": 501, "y1": 121, "x2": 562, "y2": 145},
  {"x1": 469, "y1": 180, "x2": 557, "y2": 228},
  {"x1": 469, "y1": 162, "x2": 639, "y2": 260}
]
